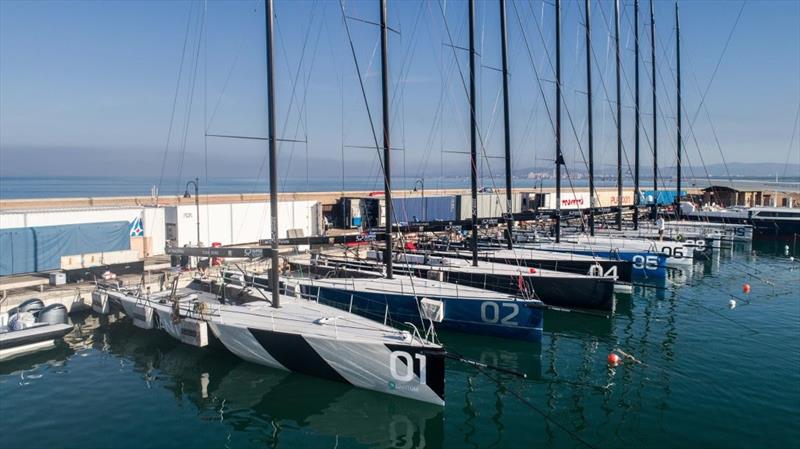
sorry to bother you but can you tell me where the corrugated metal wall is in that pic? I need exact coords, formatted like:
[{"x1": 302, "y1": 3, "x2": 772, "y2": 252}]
[
  {"x1": 0, "y1": 222, "x2": 132, "y2": 276},
  {"x1": 164, "y1": 201, "x2": 321, "y2": 247},
  {"x1": 391, "y1": 196, "x2": 458, "y2": 224},
  {"x1": 456, "y1": 193, "x2": 523, "y2": 220}
]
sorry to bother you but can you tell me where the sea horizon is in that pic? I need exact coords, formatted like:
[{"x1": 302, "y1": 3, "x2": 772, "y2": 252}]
[{"x1": 1, "y1": 174, "x2": 797, "y2": 201}]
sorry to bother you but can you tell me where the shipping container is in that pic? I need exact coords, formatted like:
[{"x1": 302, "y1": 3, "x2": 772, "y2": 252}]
[
  {"x1": 142, "y1": 207, "x2": 166, "y2": 256},
  {"x1": 332, "y1": 198, "x2": 363, "y2": 228},
  {"x1": 456, "y1": 193, "x2": 523, "y2": 220},
  {"x1": 0, "y1": 207, "x2": 143, "y2": 229},
  {"x1": 595, "y1": 189, "x2": 636, "y2": 208},
  {"x1": 0, "y1": 213, "x2": 25, "y2": 229},
  {"x1": 373, "y1": 196, "x2": 458, "y2": 226},
  {"x1": 165, "y1": 201, "x2": 321, "y2": 247},
  {"x1": 533, "y1": 192, "x2": 593, "y2": 210},
  {"x1": 642, "y1": 190, "x2": 687, "y2": 206}
]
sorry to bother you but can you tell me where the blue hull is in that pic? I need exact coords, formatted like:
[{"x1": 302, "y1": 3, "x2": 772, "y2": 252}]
[
  {"x1": 538, "y1": 249, "x2": 668, "y2": 279},
  {"x1": 300, "y1": 284, "x2": 543, "y2": 341}
]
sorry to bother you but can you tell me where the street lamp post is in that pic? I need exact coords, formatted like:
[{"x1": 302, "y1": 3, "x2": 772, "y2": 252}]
[
  {"x1": 184, "y1": 178, "x2": 200, "y2": 246},
  {"x1": 413, "y1": 178, "x2": 425, "y2": 221}
]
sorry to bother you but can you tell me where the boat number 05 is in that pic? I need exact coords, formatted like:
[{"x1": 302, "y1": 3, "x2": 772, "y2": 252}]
[
  {"x1": 390, "y1": 351, "x2": 427, "y2": 384},
  {"x1": 632, "y1": 255, "x2": 659, "y2": 270},
  {"x1": 480, "y1": 302, "x2": 519, "y2": 326}
]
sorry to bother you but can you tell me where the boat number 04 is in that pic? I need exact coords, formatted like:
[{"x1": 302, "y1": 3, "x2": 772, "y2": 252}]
[
  {"x1": 390, "y1": 351, "x2": 427, "y2": 384},
  {"x1": 588, "y1": 265, "x2": 617, "y2": 277},
  {"x1": 632, "y1": 255, "x2": 660, "y2": 270},
  {"x1": 480, "y1": 302, "x2": 519, "y2": 326}
]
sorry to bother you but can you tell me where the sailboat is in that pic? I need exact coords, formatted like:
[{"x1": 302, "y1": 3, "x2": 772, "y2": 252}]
[
  {"x1": 100, "y1": 0, "x2": 446, "y2": 406},
  {"x1": 291, "y1": 249, "x2": 616, "y2": 313},
  {"x1": 253, "y1": 0, "x2": 547, "y2": 341}
]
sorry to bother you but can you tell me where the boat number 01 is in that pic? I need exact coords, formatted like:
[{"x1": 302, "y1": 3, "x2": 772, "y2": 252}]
[
  {"x1": 480, "y1": 302, "x2": 519, "y2": 326},
  {"x1": 632, "y1": 255, "x2": 659, "y2": 270},
  {"x1": 390, "y1": 351, "x2": 427, "y2": 384}
]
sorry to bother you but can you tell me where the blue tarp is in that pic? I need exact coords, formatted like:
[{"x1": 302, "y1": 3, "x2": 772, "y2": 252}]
[
  {"x1": 0, "y1": 221, "x2": 131, "y2": 276},
  {"x1": 392, "y1": 196, "x2": 457, "y2": 223},
  {"x1": 641, "y1": 190, "x2": 687, "y2": 206}
]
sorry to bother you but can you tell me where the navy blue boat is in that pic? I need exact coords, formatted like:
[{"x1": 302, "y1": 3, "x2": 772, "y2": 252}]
[
  {"x1": 517, "y1": 243, "x2": 669, "y2": 279},
  {"x1": 289, "y1": 276, "x2": 544, "y2": 341},
  {"x1": 231, "y1": 268, "x2": 544, "y2": 341}
]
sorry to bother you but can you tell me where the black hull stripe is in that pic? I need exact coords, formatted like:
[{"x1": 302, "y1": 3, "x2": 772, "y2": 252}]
[
  {"x1": 248, "y1": 328, "x2": 349, "y2": 385},
  {"x1": 386, "y1": 344, "x2": 446, "y2": 402}
]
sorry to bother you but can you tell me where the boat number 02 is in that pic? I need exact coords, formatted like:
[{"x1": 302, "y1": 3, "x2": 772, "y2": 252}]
[
  {"x1": 632, "y1": 255, "x2": 659, "y2": 270},
  {"x1": 480, "y1": 302, "x2": 519, "y2": 326},
  {"x1": 390, "y1": 351, "x2": 427, "y2": 385}
]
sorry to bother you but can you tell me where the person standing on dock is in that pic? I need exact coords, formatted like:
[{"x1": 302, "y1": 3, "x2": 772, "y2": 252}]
[{"x1": 656, "y1": 215, "x2": 665, "y2": 240}]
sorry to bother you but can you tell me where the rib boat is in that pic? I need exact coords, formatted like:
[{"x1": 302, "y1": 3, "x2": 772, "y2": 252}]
[{"x1": 0, "y1": 299, "x2": 72, "y2": 361}]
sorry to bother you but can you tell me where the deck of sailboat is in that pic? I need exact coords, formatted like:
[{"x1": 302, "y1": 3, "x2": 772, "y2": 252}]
[
  {"x1": 309, "y1": 250, "x2": 607, "y2": 280},
  {"x1": 445, "y1": 247, "x2": 617, "y2": 263},
  {"x1": 288, "y1": 273, "x2": 523, "y2": 301},
  {"x1": 110, "y1": 286, "x2": 429, "y2": 347}
]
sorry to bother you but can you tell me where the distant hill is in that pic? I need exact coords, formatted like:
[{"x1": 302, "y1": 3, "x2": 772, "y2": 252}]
[{"x1": 512, "y1": 162, "x2": 800, "y2": 179}]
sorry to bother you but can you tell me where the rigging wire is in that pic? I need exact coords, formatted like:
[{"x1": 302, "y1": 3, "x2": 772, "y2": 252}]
[
  {"x1": 175, "y1": 7, "x2": 206, "y2": 197},
  {"x1": 157, "y1": 1, "x2": 196, "y2": 202},
  {"x1": 781, "y1": 104, "x2": 800, "y2": 181}
]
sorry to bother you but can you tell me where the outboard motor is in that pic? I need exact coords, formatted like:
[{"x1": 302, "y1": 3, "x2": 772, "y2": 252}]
[
  {"x1": 36, "y1": 304, "x2": 68, "y2": 325},
  {"x1": 17, "y1": 298, "x2": 45, "y2": 316},
  {"x1": 8, "y1": 312, "x2": 36, "y2": 331}
]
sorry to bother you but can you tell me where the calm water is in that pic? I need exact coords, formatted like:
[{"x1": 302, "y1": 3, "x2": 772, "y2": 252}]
[
  {"x1": 1, "y1": 243, "x2": 798, "y2": 449},
  {"x1": 0, "y1": 175, "x2": 625, "y2": 200}
]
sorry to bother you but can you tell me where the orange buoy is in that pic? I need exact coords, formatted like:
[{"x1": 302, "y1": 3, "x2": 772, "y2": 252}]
[
  {"x1": 742, "y1": 283, "x2": 751, "y2": 294},
  {"x1": 607, "y1": 353, "x2": 621, "y2": 366}
]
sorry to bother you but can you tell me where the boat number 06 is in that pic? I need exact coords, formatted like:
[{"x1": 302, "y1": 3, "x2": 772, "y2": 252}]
[
  {"x1": 480, "y1": 302, "x2": 519, "y2": 326},
  {"x1": 390, "y1": 351, "x2": 427, "y2": 385},
  {"x1": 632, "y1": 255, "x2": 659, "y2": 270},
  {"x1": 660, "y1": 246, "x2": 685, "y2": 258}
]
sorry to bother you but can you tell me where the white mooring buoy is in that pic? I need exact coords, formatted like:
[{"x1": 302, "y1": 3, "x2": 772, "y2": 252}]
[{"x1": 728, "y1": 299, "x2": 737, "y2": 309}]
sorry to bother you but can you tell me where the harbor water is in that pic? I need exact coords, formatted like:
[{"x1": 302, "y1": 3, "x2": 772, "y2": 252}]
[
  {"x1": 0, "y1": 175, "x2": 625, "y2": 200},
  {"x1": 1, "y1": 243, "x2": 798, "y2": 449}
]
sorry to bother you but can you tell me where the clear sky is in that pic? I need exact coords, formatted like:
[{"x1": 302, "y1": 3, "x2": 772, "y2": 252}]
[{"x1": 1, "y1": 0, "x2": 798, "y2": 191}]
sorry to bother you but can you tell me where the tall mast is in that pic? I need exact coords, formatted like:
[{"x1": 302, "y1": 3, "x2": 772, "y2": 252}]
[
  {"x1": 614, "y1": 0, "x2": 622, "y2": 230},
  {"x1": 265, "y1": 0, "x2": 280, "y2": 308},
  {"x1": 500, "y1": 0, "x2": 513, "y2": 250},
  {"x1": 675, "y1": 1, "x2": 682, "y2": 214},
  {"x1": 650, "y1": 0, "x2": 657, "y2": 219},
  {"x1": 634, "y1": 0, "x2": 641, "y2": 230},
  {"x1": 555, "y1": 0, "x2": 563, "y2": 243},
  {"x1": 469, "y1": 0, "x2": 479, "y2": 266},
  {"x1": 585, "y1": 0, "x2": 595, "y2": 236},
  {"x1": 380, "y1": 0, "x2": 393, "y2": 278}
]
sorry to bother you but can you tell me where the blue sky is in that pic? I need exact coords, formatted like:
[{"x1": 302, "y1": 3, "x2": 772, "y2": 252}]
[{"x1": 1, "y1": 0, "x2": 798, "y2": 190}]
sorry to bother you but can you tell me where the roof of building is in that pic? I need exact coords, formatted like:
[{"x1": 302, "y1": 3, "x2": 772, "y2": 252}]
[{"x1": 699, "y1": 180, "x2": 800, "y2": 194}]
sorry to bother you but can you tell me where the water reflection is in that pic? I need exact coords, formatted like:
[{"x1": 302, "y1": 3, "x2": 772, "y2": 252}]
[
  {"x1": 0, "y1": 345, "x2": 74, "y2": 377},
  {"x1": 97, "y1": 319, "x2": 444, "y2": 449}
]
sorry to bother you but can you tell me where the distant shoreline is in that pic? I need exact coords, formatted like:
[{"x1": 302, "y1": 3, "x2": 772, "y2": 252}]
[{"x1": 0, "y1": 175, "x2": 795, "y2": 201}]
